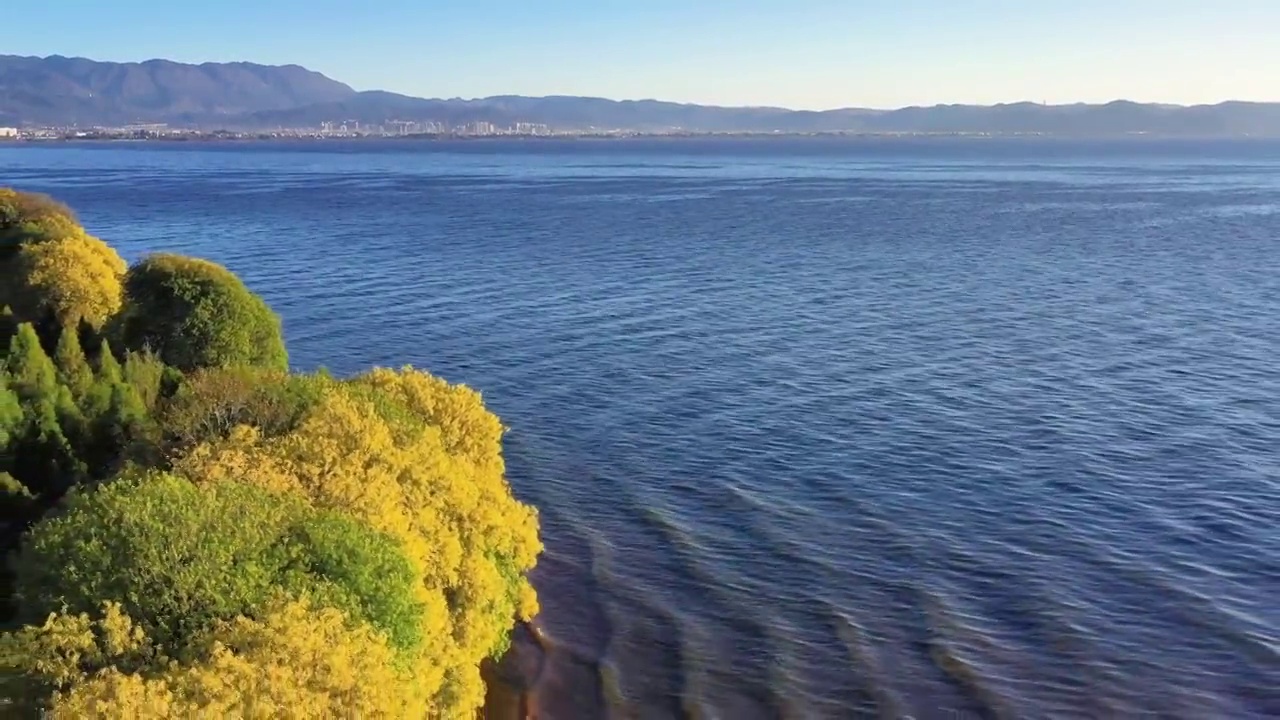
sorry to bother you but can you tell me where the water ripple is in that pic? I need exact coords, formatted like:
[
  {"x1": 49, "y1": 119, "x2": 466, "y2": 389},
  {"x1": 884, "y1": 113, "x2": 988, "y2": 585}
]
[{"x1": 2, "y1": 138, "x2": 1278, "y2": 718}]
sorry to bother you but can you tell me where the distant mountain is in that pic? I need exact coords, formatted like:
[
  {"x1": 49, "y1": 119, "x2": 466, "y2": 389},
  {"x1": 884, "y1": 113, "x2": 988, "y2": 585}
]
[
  {"x1": 0, "y1": 55, "x2": 356, "y2": 126},
  {"x1": 3, "y1": 55, "x2": 1280, "y2": 136},
  {"x1": 243, "y1": 93, "x2": 1280, "y2": 136},
  {"x1": 238, "y1": 91, "x2": 883, "y2": 133}
]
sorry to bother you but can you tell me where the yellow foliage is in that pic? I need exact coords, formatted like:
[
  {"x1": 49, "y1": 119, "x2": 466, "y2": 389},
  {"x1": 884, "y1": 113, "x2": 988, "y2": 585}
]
[
  {"x1": 2, "y1": 600, "x2": 427, "y2": 719},
  {"x1": 0, "y1": 187, "x2": 82, "y2": 244},
  {"x1": 176, "y1": 367, "x2": 542, "y2": 717},
  {"x1": 0, "y1": 602, "x2": 146, "y2": 695},
  {"x1": 14, "y1": 232, "x2": 127, "y2": 328}
]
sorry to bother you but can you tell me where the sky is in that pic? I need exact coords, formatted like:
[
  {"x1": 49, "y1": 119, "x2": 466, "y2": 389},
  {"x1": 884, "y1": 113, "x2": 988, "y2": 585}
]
[{"x1": 5, "y1": 1, "x2": 1279, "y2": 110}]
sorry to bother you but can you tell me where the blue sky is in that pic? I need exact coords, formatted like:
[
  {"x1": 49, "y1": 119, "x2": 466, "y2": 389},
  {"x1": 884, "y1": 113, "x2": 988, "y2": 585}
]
[{"x1": 6, "y1": 1, "x2": 1278, "y2": 109}]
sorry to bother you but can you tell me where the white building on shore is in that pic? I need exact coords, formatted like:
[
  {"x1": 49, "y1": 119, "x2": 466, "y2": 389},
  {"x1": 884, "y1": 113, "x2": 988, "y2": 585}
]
[{"x1": 0, "y1": 128, "x2": 18, "y2": 138}]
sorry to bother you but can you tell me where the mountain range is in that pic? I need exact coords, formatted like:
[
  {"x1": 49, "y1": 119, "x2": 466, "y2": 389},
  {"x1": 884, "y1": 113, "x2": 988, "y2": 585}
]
[{"x1": 3, "y1": 54, "x2": 1280, "y2": 136}]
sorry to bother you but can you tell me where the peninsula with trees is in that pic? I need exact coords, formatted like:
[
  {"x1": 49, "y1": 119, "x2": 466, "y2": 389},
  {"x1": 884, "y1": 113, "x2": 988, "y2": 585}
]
[{"x1": 0, "y1": 188, "x2": 541, "y2": 717}]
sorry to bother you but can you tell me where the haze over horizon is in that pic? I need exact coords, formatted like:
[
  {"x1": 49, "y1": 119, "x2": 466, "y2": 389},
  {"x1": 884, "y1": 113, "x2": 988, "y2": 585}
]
[{"x1": 7, "y1": 1, "x2": 1278, "y2": 111}]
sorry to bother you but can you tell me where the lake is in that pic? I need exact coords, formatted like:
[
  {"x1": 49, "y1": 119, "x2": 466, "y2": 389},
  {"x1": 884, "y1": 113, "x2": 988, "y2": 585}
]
[{"x1": 2, "y1": 137, "x2": 1277, "y2": 718}]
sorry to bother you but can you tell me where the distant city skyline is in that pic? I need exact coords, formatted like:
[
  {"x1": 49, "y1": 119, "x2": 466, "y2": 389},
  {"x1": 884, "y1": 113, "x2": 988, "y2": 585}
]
[{"x1": 6, "y1": 1, "x2": 1280, "y2": 111}]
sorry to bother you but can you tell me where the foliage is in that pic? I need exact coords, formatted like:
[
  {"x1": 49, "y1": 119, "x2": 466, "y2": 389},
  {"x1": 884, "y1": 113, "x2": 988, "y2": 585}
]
[
  {"x1": 53, "y1": 326, "x2": 94, "y2": 398},
  {"x1": 12, "y1": 234, "x2": 127, "y2": 329},
  {"x1": 121, "y1": 349, "x2": 179, "y2": 414},
  {"x1": 157, "y1": 366, "x2": 327, "y2": 453},
  {"x1": 178, "y1": 367, "x2": 541, "y2": 716},
  {"x1": 6, "y1": 323, "x2": 58, "y2": 401},
  {"x1": 0, "y1": 189, "x2": 124, "y2": 329},
  {"x1": 0, "y1": 323, "x2": 167, "y2": 508},
  {"x1": 13, "y1": 472, "x2": 426, "y2": 656},
  {"x1": 0, "y1": 188, "x2": 542, "y2": 719},
  {"x1": 0, "y1": 188, "x2": 80, "y2": 248},
  {"x1": 117, "y1": 254, "x2": 287, "y2": 372},
  {"x1": 0, "y1": 472, "x2": 35, "y2": 518},
  {"x1": 0, "y1": 381, "x2": 20, "y2": 447},
  {"x1": 1, "y1": 599, "x2": 428, "y2": 719}
]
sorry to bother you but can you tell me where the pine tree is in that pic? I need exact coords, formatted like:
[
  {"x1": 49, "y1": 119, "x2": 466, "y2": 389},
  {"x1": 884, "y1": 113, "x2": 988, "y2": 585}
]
[
  {"x1": 0, "y1": 374, "x2": 20, "y2": 449},
  {"x1": 96, "y1": 338, "x2": 122, "y2": 385},
  {"x1": 0, "y1": 471, "x2": 35, "y2": 521},
  {"x1": 122, "y1": 350, "x2": 168, "y2": 413},
  {"x1": 5, "y1": 323, "x2": 57, "y2": 402},
  {"x1": 53, "y1": 326, "x2": 93, "y2": 399},
  {"x1": 8, "y1": 398, "x2": 85, "y2": 499}
]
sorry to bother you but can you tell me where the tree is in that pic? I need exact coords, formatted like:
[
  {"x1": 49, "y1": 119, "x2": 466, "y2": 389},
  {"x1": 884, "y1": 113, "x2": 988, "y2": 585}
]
[
  {"x1": 5, "y1": 323, "x2": 58, "y2": 401},
  {"x1": 13, "y1": 472, "x2": 426, "y2": 657},
  {"x1": 5, "y1": 399, "x2": 85, "y2": 499},
  {"x1": 0, "y1": 189, "x2": 122, "y2": 330},
  {"x1": 95, "y1": 339, "x2": 123, "y2": 384},
  {"x1": 0, "y1": 376, "x2": 19, "y2": 448},
  {"x1": 117, "y1": 254, "x2": 287, "y2": 372},
  {"x1": 10, "y1": 234, "x2": 126, "y2": 330},
  {"x1": 121, "y1": 349, "x2": 177, "y2": 414},
  {"x1": 0, "y1": 599, "x2": 429, "y2": 718},
  {"x1": 177, "y1": 369, "x2": 541, "y2": 716},
  {"x1": 0, "y1": 472, "x2": 35, "y2": 520},
  {"x1": 0, "y1": 188, "x2": 81, "y2": 248},
  {"x1": 158, "y1": 367, "x2": 326, "y2": 453},
  {"x1": 53, "y1": 327, "x2": 93, "y2": 398}
]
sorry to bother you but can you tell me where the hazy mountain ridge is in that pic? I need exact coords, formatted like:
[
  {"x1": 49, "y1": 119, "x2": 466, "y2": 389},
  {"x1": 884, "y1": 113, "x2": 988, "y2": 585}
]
[
  {"x1": 245, "y1": 92, "x2": 1280, "y2": 135},
  {"x1": 0, "y1": 55, "x2": 356, "y2": 125},
  {"x1": 3, "y1": 55, "x2": 1280, "y2": 135}
]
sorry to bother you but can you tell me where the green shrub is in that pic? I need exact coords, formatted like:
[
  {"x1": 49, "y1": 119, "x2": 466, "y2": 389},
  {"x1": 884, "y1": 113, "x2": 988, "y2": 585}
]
[
  {"x1": 117, "y1": 254, "x2": 287, "y2": 372},
  {"x1": 158, "y1": 367, "x2": 328, "y2": 453},
  {"x1": 13, "y1": 472, "x2": 425, "y2": 655}
]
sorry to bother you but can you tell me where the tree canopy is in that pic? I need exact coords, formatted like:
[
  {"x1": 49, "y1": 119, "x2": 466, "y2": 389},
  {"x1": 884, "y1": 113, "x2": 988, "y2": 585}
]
[
  {"x1": 1, "y1": 599, "x2": 430, "y2": 719},
  {"x1": 13, "y1": 234, "x2": 127, "y2": 329},
  {"x1": 118, "y1": 253, "x2": 287, "y2": 372},
  {"x1": 15, "y1": 473, "x2": 425, "y2": 651},
  {"x1": 0, "y1": 189, "x2": 125, "y2": 329}
]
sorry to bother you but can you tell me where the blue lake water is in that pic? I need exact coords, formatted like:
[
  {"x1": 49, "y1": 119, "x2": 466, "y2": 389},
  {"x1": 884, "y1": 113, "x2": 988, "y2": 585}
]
[{"x1": 2, "y1": 138, "x2": 1278, "y2": 718}]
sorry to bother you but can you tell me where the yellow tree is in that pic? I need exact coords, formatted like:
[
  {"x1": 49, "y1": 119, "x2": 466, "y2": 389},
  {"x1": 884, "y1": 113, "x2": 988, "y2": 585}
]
[
  {"x1": 11, "y1": 233, "x2": 126, "y2": 330},
  {"x1": 1, "y1": 188, "x2": 124, "y2": 329},
  {"x1": 1, "y1": 600, "x2": 430, "y2": 719},
  {"x1": 0, "y1": 188, "x2": 82, "y2": 246},
  {"x1": 176, "y1": 368, "x2": 542, "y2": 718}
]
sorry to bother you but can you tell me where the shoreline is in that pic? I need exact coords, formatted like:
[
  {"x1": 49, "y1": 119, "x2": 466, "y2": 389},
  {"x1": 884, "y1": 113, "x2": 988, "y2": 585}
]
[{"x1": 482, "y1": 622, "x2": 547, "y2": 719}]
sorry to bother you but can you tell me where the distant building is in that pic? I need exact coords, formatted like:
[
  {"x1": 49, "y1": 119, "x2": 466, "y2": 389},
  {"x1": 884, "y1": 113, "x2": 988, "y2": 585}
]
[{"x1": 0, "y1": 127, "x2": 17, "y2": 138}]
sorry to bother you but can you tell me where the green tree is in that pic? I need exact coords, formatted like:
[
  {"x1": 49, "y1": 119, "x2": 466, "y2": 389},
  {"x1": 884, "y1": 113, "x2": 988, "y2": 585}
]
[
  {"x1": 122, "y1": 349, "x2": 174, "y2": 413},
  {"x1": 5, "y1": 323, "x2": 57, "y2": 401},
  {"x1": 0, "y1": 472, "x2": 35, "y2": 519},
  {"x1": 79, "y1": 381, "x2": 151, "y2": 479},
  {"x1": 0, "y1": 376, "x2": 19, "y2": 448},
  {"x1": 96, "y1": 338, "x2": 123, "y2": 385},
  {"x1": 158, "y1": 367, "x2": 327, "y2": 453},
  {"x1": 7, "y1": 399, "x2": 85, "y2": 499},
  {"x1": 13, "y1": 472, "x2": 425, "y2": 656},
  {"x1": 53, "y1": 326, "x2": 93, "y2": 398},
  {"x1": 117, "y1": 254, "x2": 288, "y2": 372}
]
